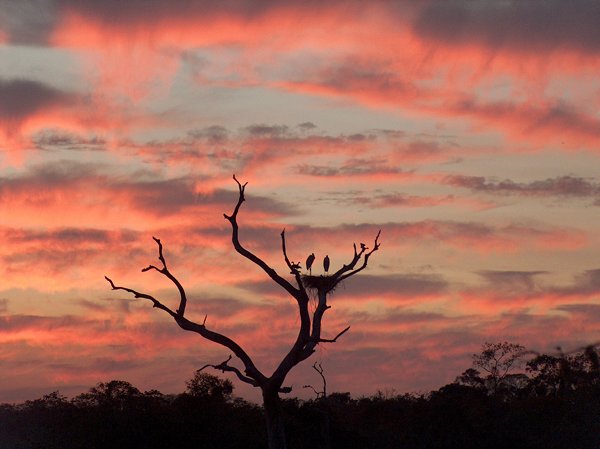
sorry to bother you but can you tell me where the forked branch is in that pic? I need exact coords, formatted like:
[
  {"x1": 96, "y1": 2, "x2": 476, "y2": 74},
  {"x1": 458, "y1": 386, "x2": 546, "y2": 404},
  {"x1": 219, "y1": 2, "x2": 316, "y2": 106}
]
[
  {"x1": 105, "y1": 276, "x2": 178, "y2": 319},
  {"x1": 223, "y1": 175, "x2": 300, "y2": 300},
  {"x1": 199, "y1": 355, "x2": 259, "y2": 387},
  {"x1": 302, "y1": 362, "x2": 327, "y2": 398},
  {"x1": 141, "y1": 237, "x2": 188, "y2": 316},
  {"x1": 105, "y1": 238, "x2": 266, "y2": 387},
  {"x1": 334, "y1": 230, "x2": 381, "y2": 285},
  {"x1": 317, "y1": 325, "x2": 351, "y2": 343},
  {"x1": 281, "y1": 229, "x2": 309, "y2": 297}
]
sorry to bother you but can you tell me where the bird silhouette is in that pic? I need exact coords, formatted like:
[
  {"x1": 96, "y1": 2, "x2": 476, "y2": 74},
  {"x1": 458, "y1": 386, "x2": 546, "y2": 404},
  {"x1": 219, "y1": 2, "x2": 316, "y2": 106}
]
[
  {"x1": 323, "y1": 255, "x2": 330, "y2": 274},
  {"x1": 306, "y1": 253, "x2": 315, "y2": 275},
  {"x1": 290, "y1": 261, "x2": 302, "y2": 275}
]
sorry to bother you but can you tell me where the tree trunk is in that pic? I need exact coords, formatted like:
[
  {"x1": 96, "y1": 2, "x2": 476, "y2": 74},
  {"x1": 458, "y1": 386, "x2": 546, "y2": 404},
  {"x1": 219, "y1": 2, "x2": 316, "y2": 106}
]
[{"x1": 262, "y1": 388, "x2": 287, "y2": 449}]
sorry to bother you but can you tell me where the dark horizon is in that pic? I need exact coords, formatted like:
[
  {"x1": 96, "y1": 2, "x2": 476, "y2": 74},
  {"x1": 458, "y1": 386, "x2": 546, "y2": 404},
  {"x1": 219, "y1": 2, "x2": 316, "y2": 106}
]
[{"x1": 2, "y1": 0, "x2": 600, "y2": 408}]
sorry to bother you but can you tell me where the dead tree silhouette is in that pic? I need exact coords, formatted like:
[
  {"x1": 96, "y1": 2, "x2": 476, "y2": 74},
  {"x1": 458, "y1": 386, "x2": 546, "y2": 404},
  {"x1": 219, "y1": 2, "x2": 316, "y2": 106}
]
[
  {"x1": 105, "y1": 175, "x2": 381, "y2": 449},
  {"x1": 303, "y1": 362, "x2": 327, "y2": 399}
]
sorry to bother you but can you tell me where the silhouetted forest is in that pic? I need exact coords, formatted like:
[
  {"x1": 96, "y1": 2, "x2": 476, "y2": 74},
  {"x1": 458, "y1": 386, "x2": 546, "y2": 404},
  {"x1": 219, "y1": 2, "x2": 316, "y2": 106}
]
[{"x1": 1, "y1": 342, "x2": 600, "y2": 449}]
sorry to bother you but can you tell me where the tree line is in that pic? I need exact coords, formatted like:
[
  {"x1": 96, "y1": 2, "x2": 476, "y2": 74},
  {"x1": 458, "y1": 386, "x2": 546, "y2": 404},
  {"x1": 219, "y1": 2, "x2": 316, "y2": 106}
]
[{"x1": 1, "y1": 341, "x2": 599, "y2": 449}]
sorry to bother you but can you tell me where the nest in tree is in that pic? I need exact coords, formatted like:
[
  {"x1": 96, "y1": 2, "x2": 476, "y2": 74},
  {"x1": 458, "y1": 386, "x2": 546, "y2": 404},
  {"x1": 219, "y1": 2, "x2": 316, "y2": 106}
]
[{"x1": 301, "y1": 275, "x2": 337, "y2": 291}]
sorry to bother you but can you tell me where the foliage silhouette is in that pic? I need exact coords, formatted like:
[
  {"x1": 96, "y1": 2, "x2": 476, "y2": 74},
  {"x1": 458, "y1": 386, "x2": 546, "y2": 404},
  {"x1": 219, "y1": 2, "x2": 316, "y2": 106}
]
[
  {"x1": 186, "y1": 371, "x2": 234, "y2": 401},
  {"x1": 2, "y1": 348, "x2": 600, "y2": 449}
]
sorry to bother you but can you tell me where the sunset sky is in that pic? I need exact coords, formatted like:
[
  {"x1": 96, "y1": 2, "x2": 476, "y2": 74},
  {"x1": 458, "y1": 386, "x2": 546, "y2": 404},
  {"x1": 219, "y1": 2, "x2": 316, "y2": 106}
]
[{"x1": 1, "y1": 0, "x2": 600, "y2": 403}]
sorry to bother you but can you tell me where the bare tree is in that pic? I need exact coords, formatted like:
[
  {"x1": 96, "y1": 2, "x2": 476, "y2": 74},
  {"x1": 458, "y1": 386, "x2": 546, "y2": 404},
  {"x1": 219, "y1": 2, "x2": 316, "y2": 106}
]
[
  {"x1": 303, "y1": 362, "x2": 328, "y2": 399},
  {"x1": 473, "y1": 341, "x2": 525, "y2": 395},
  {"x1": 105, "y1": 176, "x2": 381, "y2": 449}
]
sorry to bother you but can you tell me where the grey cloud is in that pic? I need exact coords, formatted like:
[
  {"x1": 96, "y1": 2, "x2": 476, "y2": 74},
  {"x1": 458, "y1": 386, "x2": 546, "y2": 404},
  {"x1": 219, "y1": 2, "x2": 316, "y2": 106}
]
[
  {"x1": 413, "y1": 0, "x2": 600, "y2": 53},
  {"x1": 552, "y1": 269, "x2": 600, "y2": 296},
  {"x1": 114, "y1": 177, "x2": 204, "y2": 215},
  {"x1": 446, "y1": 175, "x2": 600, "y2": 198},
  {"x1": 186, "y1": 295, "x2": 263, "y2": 318},
  {"x1": 240, "y1": 273, "x2": 448, "y2": 298},
  {"x1": 0, "y1": 160, "x2": 99, "y2": 195},
  {"x1": 314, "y1": 60, "x2": 410, "y2": 92},
  {"x1": 449, "y1": 99, "x2": 600, "y2": 141},
  {"x1": 352, "y1": 309, "x2": 447, "y2": 325},
  {"x1": 1, "y1": 0, "x2": 334, "y2": 45},
  {"x1": 337, "y1": 273, "x2": 449, "y2": 298},
  {"x1": 370, "y1": 193, "x2": 453, "y2": 209},
  {"x1": 297, "y1": 122, "x2": 317, "y2": 131},
  {"x1": 126, "y1": 125, "x2": 415, "y2": 173},
  {"x1": 0, "y1": 78, "x2": 75, "y2": 120},
  {"x1": 475, "y1": 268, "x2": 600, "y2": 299},
  {"x1": 244, "y1": 124, "x2": 291, "y2": 138},
  {"x1": 237, "y1": 279, "x2": 293, "y2": 297},
  {"x1": 296, "y1": 165, "x2": 340, "y2": 177},
  {"x1": 187, "y1": 125, "x2": 230, "y2": 144},
  {"x1": 0, "y1": 314, "x2": 86, "y2": 332},
  {"x1": 297, "y1": 164, "x2": 340, "y2": 177},
  {"x1": 0, "y1": 0, "x2": 57, "y2": 45},
  {"x1": 224, "y1": 219, "x2": 550, "y2": 253},
  {"x1": 8, "y1": 1, "x2": 599, "y2": 55},
  {"x1": 2, "y1": 227, "x2": 121, "y2": 272},
  {"x1": 297, "y1": 158, "x2": 408, "y2": 177},
  {"x1": 124, "y1": 177, "x2": 293, "y2": 218},
  {"x1": 0, "y1": 160, "x2": 297, "y2": 217},
  {"x1": 477, "y1": 270, "x2": 548, "y2": 295},
  {"x1": 4, "y1": 248, "x2": 100, "y2": 272},
  {"x1": 401, "y1": 140, "x2": 444, "y2": 157},
  {"x1": 33, "y1": 130, "x2": 106, "y2": 152},
  {"x1": 77, "y1": 299, "x2": 109, "y2": 313},
  {"x1": 88, "y1": 357, "x2": 146, "y2": 372},
  {"x1": 9, "y1": 228, "x2": 110, "y2": 244},
  {"x1": 55, "y1": 0, "x2": 279, "y2": 24},
  {"x1": 317, "y1": 220, "x2": 571, "y2": 251},
  {"x1": 377, "y1": 129, "x2": 406, "y2": 139},
  {"x1": 346, "y1": 133, "x2": 374, "y2": 142},
  {"x1": 555, "y1": 303, "x2": 600, "y2": 320}
]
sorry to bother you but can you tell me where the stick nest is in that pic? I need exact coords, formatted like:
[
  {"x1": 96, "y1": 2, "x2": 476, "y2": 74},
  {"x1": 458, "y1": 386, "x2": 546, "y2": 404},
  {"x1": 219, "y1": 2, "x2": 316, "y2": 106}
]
[{"x1": 301, "y1": 275, "x2": 337, "y2": 291}]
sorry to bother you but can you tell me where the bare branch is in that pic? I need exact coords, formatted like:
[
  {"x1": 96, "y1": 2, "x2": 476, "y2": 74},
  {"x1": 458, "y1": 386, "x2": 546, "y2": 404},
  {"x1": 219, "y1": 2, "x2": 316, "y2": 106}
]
[
  {"x1": 281, "y1": 229, "x2": 309, "y2": 295},
  {"x1": 281, "y1": 229, "x2": 296, "y2": 273},
  {"x1": 104, "y1": 276, "x2": 178, "y2": 319},
  {"x1": 303, "y1": 384, "x2": 321, "y2": 397},
  {"x1": 173, "y1": 315, "x2": 266, "y2": 385},
  {"x1": 141, "y1": 237, "x2": 188, "y2": 317},
  {"x1": 199, "y1": 355, "x2": 260, "y2": 388},
  {"x1": 336, "y1": 230, "x2": 381, "y2": 284},
  {"x1": 302, "y1": 362, "x2": 327, "y2": 398},
  {"x1": 105, "y1": 238, "x2": 267, "y2": 387},
  {"x1": 318, "y1": 325, "x2": 350, "y2": 343},
  {"x1": 222, "y1": 177, "x2": 313, "y2": 389},
  {"x1": 313, "y1": 362, "x2": 327, "y2": 398},
  {"x1": 223, "y1": 175, "x2": 301, "y2": 300}
]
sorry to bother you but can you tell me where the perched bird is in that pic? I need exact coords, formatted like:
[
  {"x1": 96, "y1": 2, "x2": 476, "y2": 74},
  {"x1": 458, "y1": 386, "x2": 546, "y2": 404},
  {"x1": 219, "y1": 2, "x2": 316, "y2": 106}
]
[
  {"x1": 290, "y1": 261, "x2": 302, "y2": 275},
  {"x1": 306, "y1": 253, "x2": 315, "y2": 275},
  {"x1": 323, "y1": 255, "x2": 330, "y2": 274}
]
